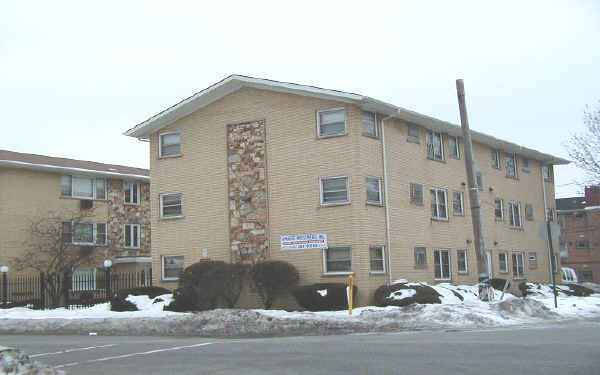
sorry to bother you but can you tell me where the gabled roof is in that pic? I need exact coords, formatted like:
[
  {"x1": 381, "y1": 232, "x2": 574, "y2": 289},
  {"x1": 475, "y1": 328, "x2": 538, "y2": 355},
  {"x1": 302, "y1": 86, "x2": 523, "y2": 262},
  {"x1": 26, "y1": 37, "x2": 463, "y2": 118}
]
[
  {"x1": 124, "y1": 74, "x2": 569, "y2": 165},
  {"x1": 556, "y1": 197, "x2": 586, "y2": 211},
  {"x1": 0, "y1": 149, "x2": 149, "y2": 181}
]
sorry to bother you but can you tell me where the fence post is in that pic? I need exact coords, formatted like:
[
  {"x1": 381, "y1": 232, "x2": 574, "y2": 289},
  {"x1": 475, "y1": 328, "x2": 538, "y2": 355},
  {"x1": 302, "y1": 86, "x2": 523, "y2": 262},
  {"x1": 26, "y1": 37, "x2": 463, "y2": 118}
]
[
  {"x1": 39, "y1": 272, "x2": 45, "y2": 309},
  {"x1": 62, "y1": 272, "x2": 71, "y2": 308}
]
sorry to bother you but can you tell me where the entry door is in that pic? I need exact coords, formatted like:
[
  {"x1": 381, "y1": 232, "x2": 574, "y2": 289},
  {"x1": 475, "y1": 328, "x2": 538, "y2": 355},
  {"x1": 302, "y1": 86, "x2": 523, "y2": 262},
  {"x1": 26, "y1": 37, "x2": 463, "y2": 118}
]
[{"x1": 486, "y1": 249, "x2": 493, "y2": 278}]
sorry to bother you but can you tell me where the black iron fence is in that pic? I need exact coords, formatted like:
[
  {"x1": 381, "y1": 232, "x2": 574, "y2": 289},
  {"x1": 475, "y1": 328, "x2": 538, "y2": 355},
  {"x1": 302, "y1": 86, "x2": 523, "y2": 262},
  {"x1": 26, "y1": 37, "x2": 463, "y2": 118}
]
[{"x1": 0, "y1": 269, "x2": 152, "y2": 310}]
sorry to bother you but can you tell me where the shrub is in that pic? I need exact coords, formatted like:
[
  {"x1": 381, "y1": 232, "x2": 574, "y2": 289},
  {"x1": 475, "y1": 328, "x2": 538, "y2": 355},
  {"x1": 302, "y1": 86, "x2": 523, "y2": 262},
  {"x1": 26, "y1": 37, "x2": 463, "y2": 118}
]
[
  {"x1": 560, "y1": 284, "x2": 594, "y2": 297},
  {"x1": 490, "y1": 278, "x2": 511, "y2": 291},
  {"x1": 374, "y1": 282, "x2": 442, "y2": 307},
  {"x1": 220, "y1": 263, "x2": 249, "y2": 308},
  {"x1": 164, "y1": 286, "x2": 198, "y2": 312},
  {"x1": 293, "y1": 283, "x2": 357, "y2": 311},
  {"x1": 110, "y1": 286, "x2": 171, "y2": 312},
  {"x1": 251, "y1": 260, "x2": 299, "y2": 309}
]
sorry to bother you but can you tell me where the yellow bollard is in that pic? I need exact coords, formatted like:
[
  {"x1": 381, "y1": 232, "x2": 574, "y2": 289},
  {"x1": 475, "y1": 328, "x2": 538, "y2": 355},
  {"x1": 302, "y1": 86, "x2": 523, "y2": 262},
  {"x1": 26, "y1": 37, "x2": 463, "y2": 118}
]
[{"x1": 348, "y1": 274, "x2": 354, "y2": 315}]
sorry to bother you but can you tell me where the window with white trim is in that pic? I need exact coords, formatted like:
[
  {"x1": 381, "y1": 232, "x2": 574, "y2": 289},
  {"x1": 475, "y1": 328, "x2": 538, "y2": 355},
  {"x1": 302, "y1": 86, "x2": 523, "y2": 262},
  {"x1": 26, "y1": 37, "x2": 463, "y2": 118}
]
[
  {"x1": 525, "y1": 203, "x2": 534, "y2": 221},
  {"x1": 491, "y1": 150, "x2": 501, "y2": 169},
  {"x1": 505, "y1": 153, "x2": 517, "y2": 178},
  {"x1": 61, "y1": 176, "x2": 106, "y2": 200},
  {"x1": 369, "y1": 246, "x2": 385, "y2": 273},
  {"x1": 495, "y1": 199, "x2": 504, "y2": 220},
  {"x1": 68, "y1": 222, "x2": 106, "y2": 246},
  {"x1": 410, "y1": 183, "x2": 423, "y2": 205},
  {"x1": 162, "y1": 255, "x2": 184, "y2": 280},
  {"x1": 430, "y1": 187, "x2": 448, "y2": 220},
  {"x1": 528, "y1": 252, "x2": 537, "y2": 269},
  {"x1": 512, "y1": 252, "x2": 525, "y2": 279},
  {"x1": 124, "y1": 181, "x2": 140, "y2": 204},
  {"x1": 366, "y1": 177, "x2": 382, "y2": 205},
  {"x1": 449, "y1": 136, "x2": 460, "y2": 159},
  {"x1": 426, "y1": 131, "x2": 444, "y2": 160},
  {"x1": 457, "y1": 249, "x2": 468, "y2": 274},
  {"x1": 124, "y1": 224, "x2": 141, "y2": 249},
  {"x1": 362, "y1": 111, "x2": 377, "y2": 137},
  {"x1": 542, "y1": 165, "x2": 552, "y2": 181},
  {"x1": 318, "y1": 108, "x2": 346, "y2": 137},
  {"x1": 414, "y1": 247, "x2": 427, "y2": 268},
  {"x1": 321, "y1": 177, "x2": 349, "y2": 205},
  {"x1": 453, "y1": 191, "x2": 464, "y2": 216},
  {"x1": 324, "y1": 246, "x2": 352, "y2": 274},
  {"x1": 159, "y1": 132, "x2": 182, "y2": 157},
  {"x1": 499, "y1": 251, "x2": 509, "y2": 273},
  {"x1": 475, "y1": 172, "x2": 483, "y2": 191},
  {"x1": 407, "y1": 123, "x2": 420, "y2": 142},
  {"x1": 434, "y1": 248, "x2": 451, "y2": 280},
  {"x1": 160, "y1": 193, "x2": 183, "y2": 218},
  {"x1": 508, "y1": 201, "x2": 522, "y2": 228}
]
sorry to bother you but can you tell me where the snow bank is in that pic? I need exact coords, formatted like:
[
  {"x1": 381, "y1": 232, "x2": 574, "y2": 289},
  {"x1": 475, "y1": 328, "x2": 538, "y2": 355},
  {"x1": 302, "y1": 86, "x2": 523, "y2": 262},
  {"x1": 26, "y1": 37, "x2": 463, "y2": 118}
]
[{"x1": 1, "y1": 347, "x2": 64, "y2": 375}]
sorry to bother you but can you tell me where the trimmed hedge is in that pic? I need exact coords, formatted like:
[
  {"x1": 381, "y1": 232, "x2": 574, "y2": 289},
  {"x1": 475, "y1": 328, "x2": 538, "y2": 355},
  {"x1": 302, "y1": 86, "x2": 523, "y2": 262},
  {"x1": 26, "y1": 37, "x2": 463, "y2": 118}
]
[
  {"x1": 374, "y1": 282, "x2": 442, "y2": 307},
  {"x1": 490, "y1": 278, "x2": 511, "y2": 291},
  {"x1": 293, "y1": 283, "x2": 356, "y2": 311},
  {"x1": 251, "y1": 260, "x2": 299, "y2": 309},
  {"x1": 110, "y1": 286, "x2": 171, "y2": 312}
]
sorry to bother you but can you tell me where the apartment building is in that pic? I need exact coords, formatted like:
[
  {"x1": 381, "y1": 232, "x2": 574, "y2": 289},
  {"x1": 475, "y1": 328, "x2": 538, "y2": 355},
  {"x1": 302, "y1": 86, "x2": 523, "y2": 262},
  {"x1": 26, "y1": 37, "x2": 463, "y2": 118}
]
[
  {"x1": 557, "y1": 186, "x2": 600, "y2": 283},
  {"x1": 0, "y1": 150, "x2": 151, "y2": 282},
  {"x1": 125, "y1": 75, "x2": 567, "y2": 305}
]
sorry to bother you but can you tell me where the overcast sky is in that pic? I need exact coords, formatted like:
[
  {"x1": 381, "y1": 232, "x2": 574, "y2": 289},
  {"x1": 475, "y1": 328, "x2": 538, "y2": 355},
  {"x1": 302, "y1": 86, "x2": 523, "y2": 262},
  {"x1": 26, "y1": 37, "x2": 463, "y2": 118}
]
[{"x1": 1, "y1": 1, "x2": 598, "y2": 198}]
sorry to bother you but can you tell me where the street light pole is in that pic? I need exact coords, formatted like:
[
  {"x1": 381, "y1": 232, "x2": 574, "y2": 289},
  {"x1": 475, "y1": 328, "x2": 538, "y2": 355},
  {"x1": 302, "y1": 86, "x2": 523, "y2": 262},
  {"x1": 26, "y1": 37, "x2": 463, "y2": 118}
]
[{"x1": 104, "y1": 259, "x2": 113, "y2": 301}]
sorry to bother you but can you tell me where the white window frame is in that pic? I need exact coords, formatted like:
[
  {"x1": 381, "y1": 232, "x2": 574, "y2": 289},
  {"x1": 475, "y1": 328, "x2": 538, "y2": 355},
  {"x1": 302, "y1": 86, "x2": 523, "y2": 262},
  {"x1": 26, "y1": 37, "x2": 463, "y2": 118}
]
[
  {"x1": 323, "y1": 246, "x2": 353, "y2": 275},
  {"x1": 457, "y1": 249, "x2": 468, "y2": 274},
  {"x1": 71, "y1": 222, "x2": 107, "y2": 246},
  {"x1": 63, "y1": 176, "x2": 107, "y2": 200},
  {"x1": 498, "y1": 251, "x2": 509, "y2": 273},
  {"x1": 491, "y1": 150, "x2": 501, "y2": 169},
  {"x1": 495, "y1": 198, "x2": 504, "y2": 221},
  {"x1": 512, "y1": 251, "x2": 525, "y2": 279},
  {"x1": 317, "y1": 107, "x2": 347, "y2": 138},
  {"x1": 159, "y1": 131, "x2": 182, "y2": 158},
  {"x1": 162, "y1": 254, "x2": 184, "y2": 281},
  {"x1": 366, "y1": 177, "x2": 383, "y2": 206},
  {"x1": 124, "y1": 181, "x2": 140, "y2": 205},
  {"x1": 431, "y1": 187, "x2": 448, "y2": 220},
  {"x1": 369, "y1": 245, "x2": 386, "y2": 274},
  {"x1": 434, "y1": 248, "x2": 451, "y2": 281},
  {"x1": 508, "y1": 200, "x2": 522, "y2": 228},
  {"x1": 426, "y1": 131, "x2": 444, "y2": 161},
  {"x1": 320, "y1": 176, "x2": 350, "y2": 206},
  {"x1": 124, "y1": 223, "x2": 141, "y2": 249},
  {"x1": 505, "y1": 153, "x2": 518, "y2": 178},
  {"x1": 362, "y1": 111, "x2": 378, "y2": 137},
  {"x1": 159, "y1": 192, "x2": 184, "y2": 219},
  {"x1": 453, "y1": 191, "x2": 464, "y2": 216},
  {"x1": 449, "y1": 136, "x2": 460, "y2": 159}
]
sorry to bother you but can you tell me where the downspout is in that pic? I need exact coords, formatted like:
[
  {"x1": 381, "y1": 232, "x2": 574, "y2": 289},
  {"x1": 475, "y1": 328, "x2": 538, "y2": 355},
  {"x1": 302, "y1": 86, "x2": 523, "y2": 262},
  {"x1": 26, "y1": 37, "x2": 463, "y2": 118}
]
[{"x1": 381, "y1": 115, "x2": 394, "y2": 285}]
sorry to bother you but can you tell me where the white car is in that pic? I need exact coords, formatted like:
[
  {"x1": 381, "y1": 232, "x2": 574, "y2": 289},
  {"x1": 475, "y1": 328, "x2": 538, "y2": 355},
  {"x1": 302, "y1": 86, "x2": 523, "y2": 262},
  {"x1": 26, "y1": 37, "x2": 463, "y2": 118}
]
[{"x1": 562, "y1": 267, "x2": 578, "y2": 283}]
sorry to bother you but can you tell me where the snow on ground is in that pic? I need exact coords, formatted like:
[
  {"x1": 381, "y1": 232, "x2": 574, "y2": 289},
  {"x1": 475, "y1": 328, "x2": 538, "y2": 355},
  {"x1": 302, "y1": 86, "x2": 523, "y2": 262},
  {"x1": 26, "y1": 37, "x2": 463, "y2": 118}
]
[{"x1": 0, "y1": 285, "x2": 599, "y2": 337}]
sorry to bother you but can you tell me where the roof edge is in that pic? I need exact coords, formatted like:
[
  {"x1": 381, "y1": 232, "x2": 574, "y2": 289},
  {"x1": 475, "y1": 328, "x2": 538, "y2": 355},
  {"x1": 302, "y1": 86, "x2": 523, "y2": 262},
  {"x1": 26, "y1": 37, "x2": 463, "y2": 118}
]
[{"x1": 0, "y1": 160, "x2": 150, "y2": 181}]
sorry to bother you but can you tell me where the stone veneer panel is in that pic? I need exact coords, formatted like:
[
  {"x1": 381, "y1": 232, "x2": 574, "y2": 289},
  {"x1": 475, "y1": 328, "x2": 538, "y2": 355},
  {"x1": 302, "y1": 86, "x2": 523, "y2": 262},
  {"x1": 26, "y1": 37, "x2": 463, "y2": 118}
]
[{"x1": 227, "y1": 120, "x2": 269, "y2": 263}]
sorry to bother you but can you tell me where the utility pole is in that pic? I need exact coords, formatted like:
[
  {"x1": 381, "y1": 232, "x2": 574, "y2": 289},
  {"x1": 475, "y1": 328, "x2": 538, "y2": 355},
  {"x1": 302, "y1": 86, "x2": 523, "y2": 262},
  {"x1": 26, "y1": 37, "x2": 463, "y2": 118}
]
[{"x1": 456, "y1": 79, "x2": 491, "y2": 301}]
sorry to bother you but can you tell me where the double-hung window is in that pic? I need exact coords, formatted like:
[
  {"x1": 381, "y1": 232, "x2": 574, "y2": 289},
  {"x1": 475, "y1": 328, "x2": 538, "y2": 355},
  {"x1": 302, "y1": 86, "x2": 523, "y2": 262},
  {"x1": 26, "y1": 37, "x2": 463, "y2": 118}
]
[
  {"x1": 434, "y1": 249, "x2": 451, "y2": 280},
  {"x1": 431, "y1": 188, "x2": 448, "y2": 220},
  {"x1": 542, "y1": 165, "x2": 552, "y2": 181},
  {"x1": 61, "y1": 176, "x2": 106, "y2": 200},
  {"x1": 162, "y1": 255, "x2": 184, "y2": 281},
  {"x1": 159, "y1": 132, "x2": 182, "y2": 157},
  {"x1": 505, "y1": 153, "x2": 517, "y2": 178},
  {"x1": 512, "y1": 251, "x2": 525, "y2": 279},
  {"x1": 366, "y1": 177, "x2": 382, "y2": 205},
  {"x1": 453, "y1": 191, "x2": 464, "y2": 216},
  {"x1": 449, "y1": 136, "x2": 460, "y2": 159},
  {"x1": 508, "y1": 201, "x2": 522, "y2": 228},
  {"x1": 407, "y1": 123, "x2": 420, "y2": 142},
  {"x1": 457, "y1": 249, "x2": 468, "y2": 274},
  {"x1": 426, "y1": 131, "x2": 444, "y2": 160},
  {"x1": 160, "y1": 193, "x2": 183, "y2": 218},
  {"x1": 491, "y1": 150, "x2": 501, "y2": 169},
  {"x1": 318, "y1": 108, "x2": 346, "y2": 137},
  {"x1": 68, "y1": 222, "x2": 106, "y2": 246},
  {"x1": 528, "y1": 252, "x2": 537, "y2": 269},
  {"x1": 124, "y1": 181, "x2": 140, "y2": 204},
  {"x1": 323, "y1": 246, "x2": 352, "y2": 274},
  {"x1": 495, "y1": 199, "x2": 504, "y2": 220},
  {"x1": 414, "y1": 247, "x2": 427, "y2": 268},
  {"x1": 369, "y1": 246, "x2": 385, "y2": 273},
  {"x1": 321, "y1": 177, "x2": 349, "y2": 206},
  {"x1": 362, "y1": 111, "x2": 377, "y2": 137},
  {"x1": 124, "y1": 224, "x2": 141, "y2": 249},
  {"x1": 499, "y1": 251, "x2": 509, "y2": 273},
  {"x1": 410, "y1": 183, "x2": 424, "y2": 205}
]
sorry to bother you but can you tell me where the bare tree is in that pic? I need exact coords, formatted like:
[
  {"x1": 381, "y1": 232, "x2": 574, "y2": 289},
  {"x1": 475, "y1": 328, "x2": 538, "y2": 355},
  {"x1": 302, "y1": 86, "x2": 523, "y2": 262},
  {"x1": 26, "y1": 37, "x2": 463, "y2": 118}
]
[
  {"x1": 11, "y1": 209, "x2": 104, "y2": 307},
  {"x1": 566, "y1": 102, "x2": 600, "y2": 185}
]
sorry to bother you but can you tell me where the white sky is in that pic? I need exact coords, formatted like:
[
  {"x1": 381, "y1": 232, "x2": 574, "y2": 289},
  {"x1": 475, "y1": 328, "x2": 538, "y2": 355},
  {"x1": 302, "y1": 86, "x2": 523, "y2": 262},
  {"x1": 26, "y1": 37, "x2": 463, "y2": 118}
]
[{"x1": 1, "y1": 1, "x2": 598, "y2": 198}]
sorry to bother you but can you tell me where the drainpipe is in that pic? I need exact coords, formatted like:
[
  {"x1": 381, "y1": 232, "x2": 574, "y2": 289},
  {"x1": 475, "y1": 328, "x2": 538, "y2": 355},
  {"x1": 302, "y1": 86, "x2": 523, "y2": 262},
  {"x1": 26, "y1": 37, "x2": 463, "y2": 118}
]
[{"x1": 380, "y1": 115, "x2": 394, "y2": 285}]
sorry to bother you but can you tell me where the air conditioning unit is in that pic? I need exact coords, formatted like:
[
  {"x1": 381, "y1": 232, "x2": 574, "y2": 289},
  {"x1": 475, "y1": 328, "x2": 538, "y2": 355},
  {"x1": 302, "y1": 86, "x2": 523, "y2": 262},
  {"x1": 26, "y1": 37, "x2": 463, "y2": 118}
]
[{"x1": 80, "y1": 200, "x2": 93, "y2": 209}]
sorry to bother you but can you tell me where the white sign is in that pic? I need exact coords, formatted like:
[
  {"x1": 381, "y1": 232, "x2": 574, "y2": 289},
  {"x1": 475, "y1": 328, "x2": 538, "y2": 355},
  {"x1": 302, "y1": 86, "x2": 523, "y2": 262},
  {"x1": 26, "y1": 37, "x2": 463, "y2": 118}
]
[{"x1": 281, "y1": 233, "x2": 327, "y2": 250}]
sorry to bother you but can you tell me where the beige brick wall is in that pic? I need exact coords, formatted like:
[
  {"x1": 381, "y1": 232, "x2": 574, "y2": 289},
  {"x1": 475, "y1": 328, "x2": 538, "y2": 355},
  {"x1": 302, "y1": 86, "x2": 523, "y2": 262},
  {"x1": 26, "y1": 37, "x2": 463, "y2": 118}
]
[{"x1": 148, "y1": 87, "x2": 560, "y2": 305}]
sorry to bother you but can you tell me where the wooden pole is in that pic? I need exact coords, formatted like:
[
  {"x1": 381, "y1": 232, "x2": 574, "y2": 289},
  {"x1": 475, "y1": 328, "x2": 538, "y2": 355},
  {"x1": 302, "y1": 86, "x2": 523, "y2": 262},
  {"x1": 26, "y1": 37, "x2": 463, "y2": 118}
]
[{"x1": 456, "y1": 79, "x2": 490, "y2": 300}]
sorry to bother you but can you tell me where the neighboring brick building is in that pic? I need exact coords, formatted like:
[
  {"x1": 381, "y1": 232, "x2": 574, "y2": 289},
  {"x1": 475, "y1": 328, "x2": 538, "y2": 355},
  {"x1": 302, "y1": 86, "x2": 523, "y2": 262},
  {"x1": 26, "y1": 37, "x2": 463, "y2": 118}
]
[
  {"x1": 125, "y1": 75, "x2": 567, "y2": 305},
  {"x1": 557, "y1": 186, "x2": 600, "y2": 283},
  {"x1": 0, "y1": 150, "x2": 151, "y2": 281}
]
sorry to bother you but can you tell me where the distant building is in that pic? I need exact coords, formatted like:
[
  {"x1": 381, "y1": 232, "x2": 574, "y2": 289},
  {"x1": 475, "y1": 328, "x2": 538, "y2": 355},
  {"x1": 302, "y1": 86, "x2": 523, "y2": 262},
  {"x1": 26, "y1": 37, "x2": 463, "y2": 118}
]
[{"x1": 557, "y1": 186, "x2": 600, "y2": 283}]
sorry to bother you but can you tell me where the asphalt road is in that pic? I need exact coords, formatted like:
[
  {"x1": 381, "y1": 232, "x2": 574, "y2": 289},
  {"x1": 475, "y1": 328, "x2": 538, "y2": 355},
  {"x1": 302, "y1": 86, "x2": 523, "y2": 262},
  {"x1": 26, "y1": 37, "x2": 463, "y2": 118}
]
[{"x1": 1, "y1": 323, "x2": 599, "y2": 375}]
